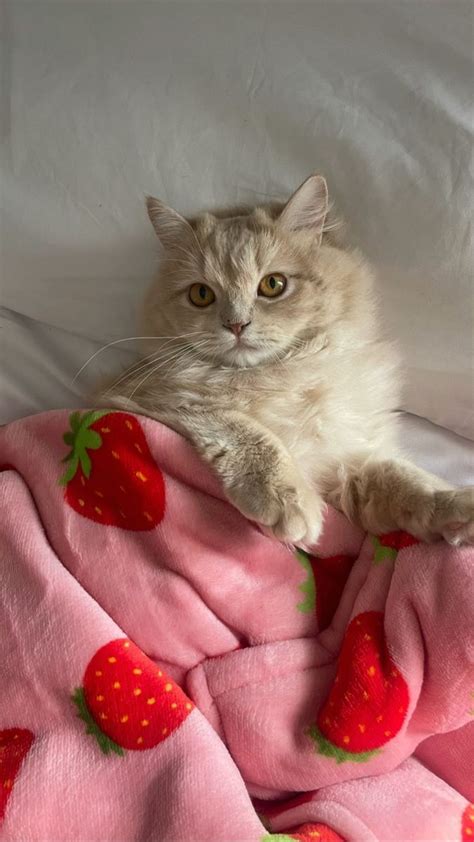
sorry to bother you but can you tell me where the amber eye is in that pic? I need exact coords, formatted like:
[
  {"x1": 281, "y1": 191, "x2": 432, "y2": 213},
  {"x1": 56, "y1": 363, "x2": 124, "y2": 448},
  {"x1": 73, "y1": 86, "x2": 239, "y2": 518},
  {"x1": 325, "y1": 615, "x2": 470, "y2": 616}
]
[
  {"x1": 258, "y1": 273, "x2": 287, "y2": 298},
  {"x1": 188, "y1": 283, "x2": 215, "y2": 307}
]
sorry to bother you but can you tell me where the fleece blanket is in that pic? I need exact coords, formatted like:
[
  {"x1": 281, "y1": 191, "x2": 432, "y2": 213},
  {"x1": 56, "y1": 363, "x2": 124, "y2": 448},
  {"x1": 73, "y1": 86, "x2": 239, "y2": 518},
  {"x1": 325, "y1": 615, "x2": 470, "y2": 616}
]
[{"x1": 0, "y1": 409, "x2": 473, "y2": 842}]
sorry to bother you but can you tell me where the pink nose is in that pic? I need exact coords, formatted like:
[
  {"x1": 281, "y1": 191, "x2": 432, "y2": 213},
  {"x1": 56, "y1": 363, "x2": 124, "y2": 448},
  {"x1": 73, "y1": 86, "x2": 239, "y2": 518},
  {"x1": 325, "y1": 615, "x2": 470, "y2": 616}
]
[{"x1": 225, "y1": 322, "x2": 250, "y2": 337}]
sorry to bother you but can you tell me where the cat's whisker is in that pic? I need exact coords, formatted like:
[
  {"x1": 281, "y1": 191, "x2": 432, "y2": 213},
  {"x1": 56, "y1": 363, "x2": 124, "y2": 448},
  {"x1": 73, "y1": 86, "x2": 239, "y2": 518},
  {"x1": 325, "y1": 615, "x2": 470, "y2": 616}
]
[
  {"x1": 104, "y1": 334, "x2": 212, "y2": 396},
  {"x1": 113, "y1": 344, "x2": 197, "y2": 397},
  {"x1": 161, "y1": 340, "x2": 213, "y2": 376},
  {"x1": 125, "y1": 340, "x2": 211, "y2": 405},
  {"x1": 72, "y1": 332, "x2": 206, "y2": 383},
  {"x1": 73, "y1": 336, "x2": 165, "y2": 383},
  {"x1": 106, "y1": 347, "x2": 179, "y2": 394},
  {"x1": 165, "y1": 348, "x2": 210, "y2": 380},
  {"x1": 125, "y1": 351, "x2": 192, "y2": 405}
]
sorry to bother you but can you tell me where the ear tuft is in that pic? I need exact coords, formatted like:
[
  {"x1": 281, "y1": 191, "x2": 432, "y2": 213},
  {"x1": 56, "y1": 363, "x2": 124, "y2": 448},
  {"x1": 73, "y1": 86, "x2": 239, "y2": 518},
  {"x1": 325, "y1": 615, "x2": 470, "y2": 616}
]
[
  {"x1": 145, "y1": 196, "x2": 193, "y2": 250},
  {"x1": 278, "y1": 174, "x2": 328, "y2": 239}
]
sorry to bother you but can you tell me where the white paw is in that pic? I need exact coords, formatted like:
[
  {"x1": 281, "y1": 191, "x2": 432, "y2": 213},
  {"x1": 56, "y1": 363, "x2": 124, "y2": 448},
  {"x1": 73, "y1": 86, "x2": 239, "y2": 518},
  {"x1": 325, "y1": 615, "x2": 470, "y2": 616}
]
[
  {"x1": 268, "y1": 487, "x2": 325, "y2": 548},
  {"x1": 434, "y1": 487, "x2": 474, "y2": 546},
  {"x1": 227, "y1": 475, "x2": 324, "y2": 547}
]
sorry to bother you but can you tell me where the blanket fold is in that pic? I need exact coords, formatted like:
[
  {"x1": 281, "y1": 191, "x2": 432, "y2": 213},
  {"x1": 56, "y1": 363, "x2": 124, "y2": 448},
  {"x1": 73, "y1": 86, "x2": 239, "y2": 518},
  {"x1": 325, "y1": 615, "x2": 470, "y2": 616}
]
[{"x1": 0, "y1": 409, "x2": 472, "y2": 841}]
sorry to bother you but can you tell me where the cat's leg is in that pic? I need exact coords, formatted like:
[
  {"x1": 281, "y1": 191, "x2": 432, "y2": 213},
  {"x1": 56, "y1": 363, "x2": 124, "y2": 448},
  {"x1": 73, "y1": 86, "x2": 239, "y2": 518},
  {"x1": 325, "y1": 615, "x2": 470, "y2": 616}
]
[
  {"x1": 327, "y1": 457, "x2": 474, "y2": 545},
  {"x1": 163, "y1": 407, "x2": 325, "y2": 546}
]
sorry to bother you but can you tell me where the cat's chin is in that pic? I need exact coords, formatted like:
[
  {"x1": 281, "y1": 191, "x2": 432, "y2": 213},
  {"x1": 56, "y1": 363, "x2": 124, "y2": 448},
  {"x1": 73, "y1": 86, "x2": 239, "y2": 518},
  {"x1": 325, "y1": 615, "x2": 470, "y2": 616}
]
[{"x1": 219, "y1": 343, "x2": 271, "y2": 369}]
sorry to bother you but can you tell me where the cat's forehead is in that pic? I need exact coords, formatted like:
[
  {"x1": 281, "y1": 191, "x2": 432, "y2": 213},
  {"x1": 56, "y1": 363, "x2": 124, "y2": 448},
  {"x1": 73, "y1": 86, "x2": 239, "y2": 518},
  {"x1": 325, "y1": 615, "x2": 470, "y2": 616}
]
[{"x1": 198, "y1": 215, "x2": 283, "y2": 285}]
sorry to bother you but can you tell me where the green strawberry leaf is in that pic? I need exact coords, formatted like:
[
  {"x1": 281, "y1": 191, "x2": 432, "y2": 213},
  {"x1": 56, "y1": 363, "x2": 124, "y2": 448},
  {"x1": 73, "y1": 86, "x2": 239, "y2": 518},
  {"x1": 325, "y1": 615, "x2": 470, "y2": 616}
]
[
  {"x1": 371, "y1": 536, "x2": 397, "y2": 565},
  {"x1": 59, "y1": 410, "x2": 112, "y2": 485},
  {"x1": 295, "y1": 548, "x2": 316, "y2": 614},
  {"x1": 261, "y1": 836, "x2": 294, "y2": 841},
  {"x1": 83, "y1": 430, "x2": 102, "y2": 449},
  {"x1": 70, "y1": 411, "x2": 82, "y2": 433},
  {"x1": 72, "y1": 687, "x2": 124, "y2": 757},
  {"x1": 106, "y1": 737, "x2": 125, "y2": 757},
  {"x1": 59, "y1": 455, "x2": 79, "y2": 486},
  {"x1": 307, "y1": 724, "x2": 379, "y2": 764},
  {"x1": 77, "y1": 410, "x2": 111, "y2": 432},
  {"x1": 79, "y1": 449, "x2": 92, "y2": 478}
]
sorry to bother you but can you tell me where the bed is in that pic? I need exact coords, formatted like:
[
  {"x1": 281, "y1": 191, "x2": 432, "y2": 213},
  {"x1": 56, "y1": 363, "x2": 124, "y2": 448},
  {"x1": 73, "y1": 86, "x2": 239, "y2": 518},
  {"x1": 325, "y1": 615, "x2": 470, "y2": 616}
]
[{"x1": 1, "y1": 5, "x2": 473, "y2": 837}]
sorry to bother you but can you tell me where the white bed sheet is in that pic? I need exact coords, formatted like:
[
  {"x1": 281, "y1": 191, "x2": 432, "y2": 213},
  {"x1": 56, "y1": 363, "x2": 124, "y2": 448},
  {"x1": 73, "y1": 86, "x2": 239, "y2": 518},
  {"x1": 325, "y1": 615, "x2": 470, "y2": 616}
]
[{"x1": 1, "y1": 1, "x2": 473, "y2": 482}]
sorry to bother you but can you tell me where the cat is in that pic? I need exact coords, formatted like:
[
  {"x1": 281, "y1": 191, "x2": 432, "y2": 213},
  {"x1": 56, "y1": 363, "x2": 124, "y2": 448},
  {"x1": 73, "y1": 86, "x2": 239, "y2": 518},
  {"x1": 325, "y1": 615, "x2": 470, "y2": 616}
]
[{"x1": 101, "y1": 175, "x2": 474, "y2": 547}]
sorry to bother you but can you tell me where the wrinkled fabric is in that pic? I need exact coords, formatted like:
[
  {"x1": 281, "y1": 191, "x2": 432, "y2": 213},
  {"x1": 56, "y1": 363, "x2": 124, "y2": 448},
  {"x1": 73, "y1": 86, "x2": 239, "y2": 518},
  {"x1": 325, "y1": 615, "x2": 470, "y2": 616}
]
[{"x1": 0, "y1": 409, "x2": 472, "y2": 841}]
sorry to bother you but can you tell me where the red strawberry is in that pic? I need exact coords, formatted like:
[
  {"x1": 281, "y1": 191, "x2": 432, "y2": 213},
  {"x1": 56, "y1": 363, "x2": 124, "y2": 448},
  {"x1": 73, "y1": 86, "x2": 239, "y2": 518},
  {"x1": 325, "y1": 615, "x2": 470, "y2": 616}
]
[
  {"x1": 261, "y1": 824, "x2": 344, "y2": 842},
  {"x1": 296, "y1": 549, "x2": 356, "y2": 631},
  {"x1": 286, "y1": 825, "x2": 344, "y2": 842},
  {"x1": 0, "y1": 729, "x2": 34, "y2": 820},
  {"x1": 372, "y1": 531, "x2": 420, "y2": 564},
  {"x1": 60, "y1": 411, "x2": 165, "y2": 530},
  {"x1": 462, "y1": 803, "x2": 474, "y2": 842},
  {"x1": 308, "y1": 611, "x2": 409, "y2": 762},
  {"x1": 73, "y1": 639, "x2": 193, "y2": 754}
]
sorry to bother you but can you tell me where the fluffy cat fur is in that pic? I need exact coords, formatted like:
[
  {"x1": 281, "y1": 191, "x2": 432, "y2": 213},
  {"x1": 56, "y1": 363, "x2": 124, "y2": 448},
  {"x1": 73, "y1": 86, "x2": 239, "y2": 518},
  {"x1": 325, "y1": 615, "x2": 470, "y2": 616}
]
[{"x1": 102, "y1": 175, "x2": 474, "y2": 546}]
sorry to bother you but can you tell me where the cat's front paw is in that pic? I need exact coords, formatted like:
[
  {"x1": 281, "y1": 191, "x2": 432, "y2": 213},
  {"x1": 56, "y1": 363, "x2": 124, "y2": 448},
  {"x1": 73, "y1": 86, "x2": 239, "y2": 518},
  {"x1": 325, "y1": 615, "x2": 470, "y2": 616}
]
[
  {"x1": 268, "y1": 484, "x2": 326, "y2": 548},
  {"x1": 433, "y1": 487, "x2": 474, "y2": 546},
  {"x1": 227, "y1": 474, "x2": 325, "y2": 547}
]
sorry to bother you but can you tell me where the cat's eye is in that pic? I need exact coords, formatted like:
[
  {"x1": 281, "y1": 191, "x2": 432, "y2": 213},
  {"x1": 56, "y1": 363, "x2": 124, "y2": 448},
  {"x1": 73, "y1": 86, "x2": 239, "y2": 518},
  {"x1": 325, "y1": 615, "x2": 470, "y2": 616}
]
[
  {"x1": 258, "y1": 273, "x2": 287, "y2": 298},
  {"x1": 188, "y1": 283, "x2": 215, "y2": 307}
]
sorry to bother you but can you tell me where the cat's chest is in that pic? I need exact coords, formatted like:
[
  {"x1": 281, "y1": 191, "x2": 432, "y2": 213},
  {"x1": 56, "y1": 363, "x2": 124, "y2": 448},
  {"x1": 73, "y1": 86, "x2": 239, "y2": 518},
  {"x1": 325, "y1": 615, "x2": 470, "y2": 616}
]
[
  {"x1": 211, "y1": 361, "x2": 329, "y2": 437},
  {"x1": 201, "y1": 361, "x2": 363, "y2": 480},
  {"x1": 252, "y1": 387, "x2": 326, "y2": 465}
]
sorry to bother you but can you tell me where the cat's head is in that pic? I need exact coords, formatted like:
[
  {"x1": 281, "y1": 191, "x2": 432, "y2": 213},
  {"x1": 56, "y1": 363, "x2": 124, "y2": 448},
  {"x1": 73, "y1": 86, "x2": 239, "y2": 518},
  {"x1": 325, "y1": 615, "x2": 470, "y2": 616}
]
[{"x1": 144, "y1": 175, "x2": 339, "y2": 368}]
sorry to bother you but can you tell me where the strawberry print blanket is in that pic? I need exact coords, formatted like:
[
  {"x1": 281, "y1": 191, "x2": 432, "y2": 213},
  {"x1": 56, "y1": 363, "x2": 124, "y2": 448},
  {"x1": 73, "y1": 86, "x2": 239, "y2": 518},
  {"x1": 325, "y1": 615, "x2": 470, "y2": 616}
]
[{"x1": 0, "y1": 409, "x2": 473, "y2": 842}]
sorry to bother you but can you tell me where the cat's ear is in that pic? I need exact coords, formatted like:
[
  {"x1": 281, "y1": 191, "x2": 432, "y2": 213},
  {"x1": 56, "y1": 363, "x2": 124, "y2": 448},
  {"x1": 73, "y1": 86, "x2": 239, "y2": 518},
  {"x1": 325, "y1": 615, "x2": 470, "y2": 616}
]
[
  {"x1": 278, "y1": 175, "x2": 328, "y2": 239},
  {"x1": 146, "y1": 196, "x2": 194, "y2": 250}
]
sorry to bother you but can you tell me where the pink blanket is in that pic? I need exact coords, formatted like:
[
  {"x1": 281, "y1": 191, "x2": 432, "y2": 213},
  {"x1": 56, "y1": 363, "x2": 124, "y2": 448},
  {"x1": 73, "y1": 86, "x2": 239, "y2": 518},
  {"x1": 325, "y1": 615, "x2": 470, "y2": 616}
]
[{"x1": 0, "y1": 409, "x2": 472, "y2": 841}]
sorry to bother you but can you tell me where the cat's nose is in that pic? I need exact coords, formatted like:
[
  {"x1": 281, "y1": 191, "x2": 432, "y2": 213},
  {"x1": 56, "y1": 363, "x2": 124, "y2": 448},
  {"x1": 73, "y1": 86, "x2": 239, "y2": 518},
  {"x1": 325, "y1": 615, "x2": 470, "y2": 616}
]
[{"x1": 224, "y1": 321, "x2": 251, "y2": 337}]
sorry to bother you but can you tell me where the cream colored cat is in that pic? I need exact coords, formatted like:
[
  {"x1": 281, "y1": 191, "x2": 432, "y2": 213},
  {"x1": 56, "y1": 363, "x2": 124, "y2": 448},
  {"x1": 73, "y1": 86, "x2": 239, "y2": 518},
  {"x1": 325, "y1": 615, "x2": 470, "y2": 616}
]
[{"x1": 102, "y1": 175, "x2": 474, "y2": 546}]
